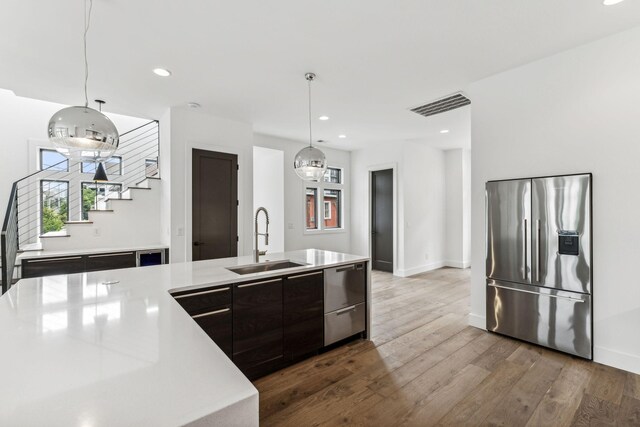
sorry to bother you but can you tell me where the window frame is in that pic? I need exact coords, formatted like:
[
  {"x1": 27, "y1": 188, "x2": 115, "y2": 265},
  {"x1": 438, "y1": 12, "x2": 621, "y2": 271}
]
[{"x1": 303, "y1": 165, "x2": 346, "y2": 234}]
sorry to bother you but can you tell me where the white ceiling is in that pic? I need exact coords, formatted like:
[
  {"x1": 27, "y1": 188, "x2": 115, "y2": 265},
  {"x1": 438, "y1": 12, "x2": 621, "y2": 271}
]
[{"x1": 2, "y1": 1, "x2": 640, "y2": 151}]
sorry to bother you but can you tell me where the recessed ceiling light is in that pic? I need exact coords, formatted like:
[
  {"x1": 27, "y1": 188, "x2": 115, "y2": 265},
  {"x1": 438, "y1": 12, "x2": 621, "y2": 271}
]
[
  {"x1": 153, "y1": 68, "x2": 172, "y2": 77},
  {"x1": 187, "y1": 102, "x2": 201, "y2": 109},
  {"x1": 440, "y1": 129, "x2": 450, "y2": 134},
  {"x1": 318, "y1": 115, "x2": 330, "y2": 121},
  {"x1": 603, "y1": 0, "x2": 625, "y2": 5},
  {"x1": 338, "y1": 134, "x2": 347, "y2": 139}
]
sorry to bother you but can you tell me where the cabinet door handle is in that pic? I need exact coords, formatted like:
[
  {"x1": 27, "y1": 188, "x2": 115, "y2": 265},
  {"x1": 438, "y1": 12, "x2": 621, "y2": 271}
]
[
  {"x1": 237, "y1": 278, "x2": 281, "y2": 288},
  {"x1": 88, "y1": 252, "x2": 134, "y2": 258},
  {"x1": 173, "y1": 287, "x2": 230, "y2": 299},
  {"x1": 336, "y1": 265, "x2": 355, "y2": 273},
  {"x1": 27, "y1": 256, "x2": 82, "y2": 263},
  {"x1": 191, "y1": 307, "x2": 230, "y2": 319},
  {"x1": 335, "y1": 305, "x2": 357, "y2": 315},
  {"x1": 288, "y1": 271, "x2": 323, "y2": 280}
]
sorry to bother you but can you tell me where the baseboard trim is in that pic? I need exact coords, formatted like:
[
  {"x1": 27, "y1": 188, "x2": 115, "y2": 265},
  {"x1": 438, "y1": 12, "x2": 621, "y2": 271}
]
[
  {"x1": 444, "y1": 260, "x2": 471, "y2": 269},
  {"x1": 468, "y1": 313, "x2": 486, "y2": 330},
  {"x1": 395, "y1": 261, "x2": 445, "y2": 278},
  {"x1": 594, "y1": 345, "x2": 640, "y2": 375}
]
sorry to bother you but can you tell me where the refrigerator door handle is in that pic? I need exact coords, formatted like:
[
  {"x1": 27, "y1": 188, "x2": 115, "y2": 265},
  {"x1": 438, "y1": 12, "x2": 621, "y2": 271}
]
[
  {"x1": 487, "y1": 282, "x2": 585, "y2": 303},
  {"x1": 536, "y1": 219, "x2": 541, "y2": 282},
  {"x1": 522, "y1": 219, "x2": 527, "y2": 280}
]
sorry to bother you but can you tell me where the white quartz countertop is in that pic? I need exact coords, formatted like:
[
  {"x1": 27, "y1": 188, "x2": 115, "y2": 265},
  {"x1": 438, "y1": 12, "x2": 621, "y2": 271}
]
[{"x1": 0, "y1": 249, "x2": 369, "y2": 426}]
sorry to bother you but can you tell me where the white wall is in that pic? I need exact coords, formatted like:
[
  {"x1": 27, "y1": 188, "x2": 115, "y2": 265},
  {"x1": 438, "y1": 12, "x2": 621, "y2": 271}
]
[
  {"x1": 164, "y1": 107, "x2": 255, "y2": 263},
  {"x1": 468, "y1": 26, "x2": 640, "y2": 374},
  {"x1": 462, "y1": 149, "x2": 471, "y2": 265},
  {"x1": 253, "y1": 134, "x2": 351, "y2": 254},
  {"x1": 253, "y1": 146, "x2": 285, "y2": 254},
  {"x1": 0, "y1": 89, "x2": 149, "y2": 227},
  {"x1": 444, "y1": 149, "x2": 472, "y2": 269},
  {"x1": 351, "y1": 141, "x2": 447, "y2": 276},
  {"x1": 445, "y1": 150, "x2": 463, "y2": 267}
]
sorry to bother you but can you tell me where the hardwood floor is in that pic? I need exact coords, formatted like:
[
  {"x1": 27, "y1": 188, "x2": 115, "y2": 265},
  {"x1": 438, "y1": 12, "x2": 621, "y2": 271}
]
[{"x1": 255, "y1": 268, "x2": 640, "y2": 426}]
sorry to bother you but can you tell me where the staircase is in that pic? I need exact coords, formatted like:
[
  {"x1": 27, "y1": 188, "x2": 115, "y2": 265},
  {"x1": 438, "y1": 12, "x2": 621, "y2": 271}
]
[{"x1": 1, "y1": 120, "x2": 161, "y2": 292}]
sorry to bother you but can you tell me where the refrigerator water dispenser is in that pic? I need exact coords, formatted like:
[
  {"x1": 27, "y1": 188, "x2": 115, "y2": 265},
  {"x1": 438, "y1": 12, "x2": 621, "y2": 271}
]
[{"x1": 558, "y1": 231, "x2": 579, "y2": 256}]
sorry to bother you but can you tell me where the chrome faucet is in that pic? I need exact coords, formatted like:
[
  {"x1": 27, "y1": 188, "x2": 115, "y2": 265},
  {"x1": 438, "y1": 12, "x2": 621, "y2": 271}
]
[{"x1": 254, "y1": 207, "x2": 269, "y2": 262}]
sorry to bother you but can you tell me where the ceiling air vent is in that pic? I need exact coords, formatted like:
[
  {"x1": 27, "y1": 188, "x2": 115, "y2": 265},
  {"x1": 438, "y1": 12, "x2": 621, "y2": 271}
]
[{"x1": 410, "y1": 92, "x2": 471, "y2": 118}]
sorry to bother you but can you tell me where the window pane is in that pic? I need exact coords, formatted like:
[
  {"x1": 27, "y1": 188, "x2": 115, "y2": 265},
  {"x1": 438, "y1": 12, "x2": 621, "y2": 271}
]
[
  {"x1": 323, "y1": 167, "x2": 342, "y2": 184},
  {"x1": 81, "y1": 162, "x2": 97, "y2": 174},
  {"x1": 145, "y1": 158, "x2": 159, "y2": 177},
  {"x1": 323, "y1": 189, "x2": 342, "y2": 229},
  {"x1": 106, "y1": 157, "x2": 122, "y2": 175},
  {"x1": 41, "y1": 180, "x2": 68, "y2": 233},
  {"x1": 305, "y1": 188, "x2": 318, "y2": 230},
  {"x1": 82, "y1": 182, "x2": 122, "y2": 220},
  {"x1": 82, "y1": 157, "x2": 122, "y2": 175},
  {"x1": 40, "y1": 149, "x2": 68, "y2": 171}
]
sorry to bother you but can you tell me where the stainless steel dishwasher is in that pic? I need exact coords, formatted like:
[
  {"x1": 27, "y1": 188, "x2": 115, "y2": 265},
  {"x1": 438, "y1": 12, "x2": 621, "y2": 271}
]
[{"x1": 324, "y1": 263, "x2": 366, "y2": 346}]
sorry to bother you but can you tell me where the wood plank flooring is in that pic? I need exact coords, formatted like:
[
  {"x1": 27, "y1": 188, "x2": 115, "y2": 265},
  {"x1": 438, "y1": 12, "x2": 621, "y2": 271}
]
[{"x1": 255, "y1": 268, "x2": 640, "y2": 426}]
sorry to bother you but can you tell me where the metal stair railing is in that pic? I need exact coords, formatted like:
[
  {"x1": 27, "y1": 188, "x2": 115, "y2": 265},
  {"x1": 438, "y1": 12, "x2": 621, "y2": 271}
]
[{"x1": 0, "y1": 120, "x2": 160, "y2": 294}]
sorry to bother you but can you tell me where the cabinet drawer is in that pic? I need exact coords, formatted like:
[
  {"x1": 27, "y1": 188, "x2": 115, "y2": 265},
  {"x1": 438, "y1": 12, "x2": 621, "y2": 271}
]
[
  {"x1": 192, "y1": 307, "x2": 232, "y2": 358},
  {"x1": 324, "y1": 302, "x2": 366, "y2": 346},
  {"x1": 174, "y1": 286, "x2": 231, "y2": 315},
  {"x1": 22, "y1": 256, "x2": 86, "y2": 278},
  {"x1": 85, "y1": 252, "x2": 136, "y2": 272},
  {"x1": 324, "y1": 263, "x2": 366, "y2": 313}
]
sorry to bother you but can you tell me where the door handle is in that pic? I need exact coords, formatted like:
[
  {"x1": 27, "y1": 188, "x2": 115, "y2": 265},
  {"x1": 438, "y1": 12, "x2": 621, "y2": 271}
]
[
  {"x1": 487, "y1": 283, "x2": 584, "y2": 303},
  {"x1": 523, "y1": 219, "x2": 527, "y2": 280},
  {"x1": 536, "y1": 220, "x2": 541, "y2": 282},
  {"x1": 193, "y1": 241, "x2": 205, "y2": 246}
]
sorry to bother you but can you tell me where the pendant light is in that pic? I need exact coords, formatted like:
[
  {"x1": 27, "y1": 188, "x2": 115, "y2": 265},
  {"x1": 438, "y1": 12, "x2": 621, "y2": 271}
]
[
  {"x1": 47, "y1": 0, "x2": 119, "y2": 162},
  {"x1": 294, "y1": 73, "x2": 327, "y2": 181},
  {"x1": 93, "y1": 162, "x2": 109, "y2": 182}
]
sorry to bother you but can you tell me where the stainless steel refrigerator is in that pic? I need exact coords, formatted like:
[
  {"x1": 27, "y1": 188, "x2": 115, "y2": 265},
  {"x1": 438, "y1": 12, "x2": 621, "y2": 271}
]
[{"x1": 486, "y1": 173, "x2": 592, "y2": 359}]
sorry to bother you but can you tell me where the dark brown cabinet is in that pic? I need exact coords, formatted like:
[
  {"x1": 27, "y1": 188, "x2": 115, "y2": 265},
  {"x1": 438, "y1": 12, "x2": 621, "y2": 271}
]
[
  {"x1": 21, "y1": 248, "x2": 168, "y2": 278},
  {"x1": 174, "y1": 285, "x2": 233, "y2": 358},
  {"x1": 85, "y1": 251, "x2": 136, "y2": 272},
  {"x1": 284, "y1": 271, "x2": 324, "y2": 360},
  {"x1": 232, "y1": 278, "x2": 283, "y2": 379},
  {"x1": 22, "y1": 255, "x2": 86, "y2": 278},
  {"x1": 192, "y1": 307, "x2": 233, "y2": 357}
]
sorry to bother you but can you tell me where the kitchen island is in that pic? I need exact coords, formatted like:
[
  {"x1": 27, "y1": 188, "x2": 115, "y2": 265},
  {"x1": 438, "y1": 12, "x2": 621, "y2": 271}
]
[{"x1": 0, "y1": 249, "x2": 370, "y2": 426}]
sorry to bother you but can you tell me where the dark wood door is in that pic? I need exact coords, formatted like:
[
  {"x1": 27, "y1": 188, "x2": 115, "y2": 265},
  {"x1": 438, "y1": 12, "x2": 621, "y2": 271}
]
[
  {"x1": 192, "y1": 149, "x2": 238, "y2": 261},
  {"x1": 372, "y1": 169, "x2": 393, "y2": 272},
  {"x1": 232, "y1": 278, "x2": 283, "y2": 379},
  {"x1": 284, "y1": 271, "x2": 324, "y2": 360}
]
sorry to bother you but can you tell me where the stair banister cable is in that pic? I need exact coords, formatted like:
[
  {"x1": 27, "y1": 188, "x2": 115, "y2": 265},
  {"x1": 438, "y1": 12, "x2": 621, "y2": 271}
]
[{"x1": 1, "y1": 120, "x2": 159, "y2": 293}]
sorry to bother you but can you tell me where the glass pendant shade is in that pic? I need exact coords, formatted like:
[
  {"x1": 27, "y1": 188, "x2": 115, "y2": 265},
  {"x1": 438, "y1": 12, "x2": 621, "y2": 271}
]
[
  {"x1": 294, "y1": 146, "x2": 327, "y2": 181},
  {"x1": 48, "y1": 106, "x2": 119, "y2": 162}
]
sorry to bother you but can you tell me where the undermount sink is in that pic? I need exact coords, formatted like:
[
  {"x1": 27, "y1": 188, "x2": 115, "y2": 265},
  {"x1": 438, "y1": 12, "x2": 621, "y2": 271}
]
[{"x1": 226, "y1": 260, "x2": 306, "y2": 275}]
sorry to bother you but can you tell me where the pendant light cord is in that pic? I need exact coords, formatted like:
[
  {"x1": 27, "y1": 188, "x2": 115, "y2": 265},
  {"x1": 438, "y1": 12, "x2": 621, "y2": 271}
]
[
  {"x1": 83, "y1": 0, "x2": 94, "y2": 108},
  {"x1": 308, "y1": 78, "x2": 313, "y2": 148}
]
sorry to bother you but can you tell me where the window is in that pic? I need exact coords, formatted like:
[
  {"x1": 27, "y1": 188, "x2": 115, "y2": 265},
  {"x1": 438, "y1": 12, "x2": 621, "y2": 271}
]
[
  {"x1": 41, "y1": 180, "x2": 69, "y2": 233},
  {"x1": 81, "y1": 156, "x2": 122, "y2": 175},
  {"x1": 40, "y1": 149, "x2": 68, "y2": 171},
  {"x1": 305, "y1": 166, "x2": 345, "y2": 232},
  {"x1": 323, "y1": 167, "x2": 342, "y2": 184},
  {"x1": 145, "y1": 158, "x2": 159, "y2": 177},
  {"x1": 81, "y1": 182, "x2": 122, "y2": 220},
  {"x1": 323, "y1": 189, "x2": 341, "y2": 229},
  {"x1": 305, "y1": 188, "x2": 318, "y2": 230}
]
